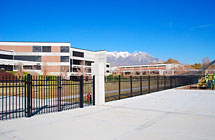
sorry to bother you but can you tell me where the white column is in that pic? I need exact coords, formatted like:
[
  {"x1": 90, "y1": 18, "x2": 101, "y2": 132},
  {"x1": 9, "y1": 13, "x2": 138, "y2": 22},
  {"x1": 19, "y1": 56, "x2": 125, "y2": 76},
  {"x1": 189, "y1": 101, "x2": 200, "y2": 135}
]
[{"x1": 92, "y1": 51, "x2": 106, "y2": 105}]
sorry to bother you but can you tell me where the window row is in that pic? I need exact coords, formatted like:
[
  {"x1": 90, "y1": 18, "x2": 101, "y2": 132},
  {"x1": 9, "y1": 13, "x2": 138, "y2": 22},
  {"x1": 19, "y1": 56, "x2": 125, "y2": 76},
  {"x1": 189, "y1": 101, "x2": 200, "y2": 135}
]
[
  {"x1": 71, "y1": 59, "x2": 94, "y2": 66},
  {"x1": 23, "y1": 65, "x2": 41, "y2": 70},
  {"x1": 14, "y1": 56, "x2": 41, "y2": 62},
  {"x1": 33, "y1": 46, "x2": 51, "y2": 52},
  {"x1": 0, "y1": 54, "x2": 94, "y2": 65},
  {"x1": 13, "y1": 55, "x2": 70, "y2": 62},
  {"x1": 0, "y1": 54, "x2": 13, "y2": 60},
  {"x1": 33, "y1": 46, "x2": 70, "y2": 53},
  {"x1": 0, "y1": 65, "x2": 13, "y2": 71},
  {"x1": 73, "y1": 51, "x2": 84, "y2": 57},
  {"x1": 60, "y1": 56, "x2": 69, "y2": 62},
  {"x1": 72, "y1": 67, "x2": 91, "y2": 73}
]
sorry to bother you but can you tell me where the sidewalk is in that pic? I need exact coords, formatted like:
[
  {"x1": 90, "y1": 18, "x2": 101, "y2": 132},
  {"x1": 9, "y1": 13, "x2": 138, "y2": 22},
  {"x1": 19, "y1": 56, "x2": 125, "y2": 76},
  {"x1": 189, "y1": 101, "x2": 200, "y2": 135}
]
[{"x1": 0, "y1": 89, "x2": 215, "y2": 140}]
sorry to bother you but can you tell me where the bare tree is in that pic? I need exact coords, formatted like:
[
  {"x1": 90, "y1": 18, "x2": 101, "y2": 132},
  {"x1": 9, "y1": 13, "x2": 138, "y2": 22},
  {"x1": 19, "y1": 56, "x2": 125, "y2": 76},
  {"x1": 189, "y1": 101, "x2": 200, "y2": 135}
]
[
  {"x1": 16, "y1": 62, "x2": 23, "y2": 83},
  {"x1": 202, "y1": 57, "x2": 210, "y2": 68},
  {"x1": 77, "y1": 61, "x2": 87, "y2": 79},
  {"x1": 42, "y1": 63, "x2": 48, "y2": 77},
  {"x1": 60, "y1": 66, "x2": 69, "y2": 79}
]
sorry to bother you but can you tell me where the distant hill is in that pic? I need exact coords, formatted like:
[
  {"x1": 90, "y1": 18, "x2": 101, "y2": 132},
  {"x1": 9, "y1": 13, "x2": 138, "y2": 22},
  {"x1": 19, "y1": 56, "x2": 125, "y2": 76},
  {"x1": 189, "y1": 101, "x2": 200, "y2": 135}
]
[{"x1": 107, "y1": 51, "x2": 163, "y2": 67}]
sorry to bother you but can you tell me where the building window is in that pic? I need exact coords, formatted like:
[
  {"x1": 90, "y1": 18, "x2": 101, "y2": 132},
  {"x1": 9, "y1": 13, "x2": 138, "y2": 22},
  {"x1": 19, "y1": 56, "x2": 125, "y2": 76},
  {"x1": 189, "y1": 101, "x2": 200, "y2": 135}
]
[
  {"x1": 85, "y1": 68, "x2": 91, "y2": 73},
  {"x1": 60, "y1": 56, "x2": 69, "y2": 62},
  {"x1": 85, "y1": 61, "x2": 93, "y2": 66},
  {"x1": 60, "y1": 46, "x2": 69, "y2": 52},
  {"x1": 42, "y1": 46, "x2": 51, "y2": 52},
  {"x1": 33, "y1": 46, "x2": 42, "y2": 52},
  {"x1": 0, "y1": 54, "x2": 13, "y2": 60},
  {"x1": 73, "y1": 51, "x2": 84, "y2": 57},
  {"x1": 73, "y1": 59, "x2": 83, "y2": 65},
  {"x1": 72, "y1": 67, "x2": 79, "y2": 72},
  {"x1": 35, "y1": 65, "x2": 41, "y2": 70},
  {"x1": 14, "y1": 56, "x2": 41, "y2": 62},
  {"x1": 23, "y1": 65, "x2": 33, "y2": 70},
  {"x1": 0, "y1": 65, "x2": 13, "y2": 71}
]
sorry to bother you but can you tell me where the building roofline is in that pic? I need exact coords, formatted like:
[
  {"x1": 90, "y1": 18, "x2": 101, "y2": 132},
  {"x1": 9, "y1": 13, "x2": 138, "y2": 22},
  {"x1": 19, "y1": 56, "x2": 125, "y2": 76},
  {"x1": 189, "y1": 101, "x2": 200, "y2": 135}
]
[
  {"x1": 0, "y1": 41, "x2": 71, "y2": 47},
  {"x1": 0, "y1": 49, "x2": 13, "y2": 52},
  {"x1": 0, "y1": 41, "x2": 70, "y2": 43},
  {"x1": 0, "y1": 41, "x2": 106, "y2": 52},
  {"x1": 70, "y1": 47, "x2": 106, "y2": 52}
]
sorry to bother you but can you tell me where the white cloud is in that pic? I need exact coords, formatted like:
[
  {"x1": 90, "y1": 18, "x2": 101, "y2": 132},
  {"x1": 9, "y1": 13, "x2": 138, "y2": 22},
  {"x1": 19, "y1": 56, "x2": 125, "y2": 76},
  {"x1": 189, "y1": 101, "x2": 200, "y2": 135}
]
[{"x1": 191, "y1": 24, "x2": 214, "y2": 30}]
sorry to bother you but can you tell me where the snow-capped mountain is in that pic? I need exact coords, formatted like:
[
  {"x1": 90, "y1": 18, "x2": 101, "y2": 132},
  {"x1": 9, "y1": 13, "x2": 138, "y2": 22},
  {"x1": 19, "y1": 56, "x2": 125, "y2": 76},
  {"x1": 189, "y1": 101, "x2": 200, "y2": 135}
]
[{"x1": 107, "y1": 51, "x2": 163, "y2": 67}]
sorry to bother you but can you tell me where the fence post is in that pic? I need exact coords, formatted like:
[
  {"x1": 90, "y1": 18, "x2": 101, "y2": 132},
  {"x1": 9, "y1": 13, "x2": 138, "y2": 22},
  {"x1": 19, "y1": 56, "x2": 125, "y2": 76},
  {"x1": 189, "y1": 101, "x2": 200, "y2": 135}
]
[
  {"x1": 118, "y1": 75, "x2": 121, "y2": 100},
  {"x1": 91, "y1": 62, "x2": 105, "y2": 105},
  {"x1": 93, "y1": 75, "x2": 95, "y2": 105},
  {"x1": 58, "y1": 76, "x2": 62, "y2": 111},
  {"x1": 130, "y1": 76, "x2": 132, "y2": 97},
  {"x1": 80, "y1": 75, "x2": 84, "y2": 108},
  {"x1": 140, "y1": 75, "x2": 142, "y2": 95},
  {"x1": 175, "y1": 76, "x2": 177, "y2": 88},
  {"x1": 26, "y1": 74, "x2": 32, "y2": 117},
  {"x1": 148, "y1": 75, "x2": 150, "y2": 93},
  {"x1": 157, "y1": 75, "x2": 159, "y2": 91}
]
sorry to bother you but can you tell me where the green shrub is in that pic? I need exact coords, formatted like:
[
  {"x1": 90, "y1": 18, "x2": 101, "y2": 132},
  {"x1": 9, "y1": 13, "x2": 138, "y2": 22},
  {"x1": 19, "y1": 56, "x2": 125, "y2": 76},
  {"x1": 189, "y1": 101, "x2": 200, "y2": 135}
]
[{"x1": 107, "y1": 74, "x2": 113, "y2": 81}]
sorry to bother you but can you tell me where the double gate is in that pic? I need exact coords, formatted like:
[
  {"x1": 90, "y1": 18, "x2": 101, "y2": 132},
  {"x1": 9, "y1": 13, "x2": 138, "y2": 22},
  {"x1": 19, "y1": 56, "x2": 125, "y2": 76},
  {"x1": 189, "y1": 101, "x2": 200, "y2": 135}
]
[{"x1": 0, "y1": 74, "x2": 95, "y2": 120}]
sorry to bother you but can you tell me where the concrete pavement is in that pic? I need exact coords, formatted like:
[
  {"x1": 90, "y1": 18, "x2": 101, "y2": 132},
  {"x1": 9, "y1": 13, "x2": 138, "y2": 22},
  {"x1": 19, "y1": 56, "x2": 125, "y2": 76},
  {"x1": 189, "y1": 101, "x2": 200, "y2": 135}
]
[{"x1": 0, "y1": 89, "x2": 215, "y2": 140}]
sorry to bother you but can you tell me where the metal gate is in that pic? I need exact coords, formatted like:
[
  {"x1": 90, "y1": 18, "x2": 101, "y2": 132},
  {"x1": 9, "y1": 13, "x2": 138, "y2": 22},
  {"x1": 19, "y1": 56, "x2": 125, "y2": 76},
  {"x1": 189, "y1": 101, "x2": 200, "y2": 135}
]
[{"x1": 0, "y1": 74, "x2": 95, "y2": 120}]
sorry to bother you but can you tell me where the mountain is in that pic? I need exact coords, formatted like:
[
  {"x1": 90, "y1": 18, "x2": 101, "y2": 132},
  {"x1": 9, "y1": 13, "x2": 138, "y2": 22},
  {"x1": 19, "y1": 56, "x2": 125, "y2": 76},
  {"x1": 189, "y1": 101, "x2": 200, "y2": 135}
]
[{"x1": 107, "y1": 51, "x2": 163, "y2": 67}]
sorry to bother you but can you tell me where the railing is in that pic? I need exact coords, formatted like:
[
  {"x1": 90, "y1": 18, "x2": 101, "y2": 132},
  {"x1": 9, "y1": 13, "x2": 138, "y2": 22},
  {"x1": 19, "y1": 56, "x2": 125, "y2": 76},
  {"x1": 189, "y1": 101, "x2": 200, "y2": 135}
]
[
  {"x1": 0, "y1": 75, "x2": 95, "y2": 121},
  {"x1": 105, "y1": 75, "x2": 200, "y2": 102}
]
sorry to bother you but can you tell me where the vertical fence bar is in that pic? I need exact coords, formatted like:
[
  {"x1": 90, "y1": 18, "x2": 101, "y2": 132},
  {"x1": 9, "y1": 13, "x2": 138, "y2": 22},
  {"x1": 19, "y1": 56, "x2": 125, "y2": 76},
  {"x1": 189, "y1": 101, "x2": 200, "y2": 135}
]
[
  {"x1": 5, "y1": 76, "x2": 7, "y2": 120},
  {"x1": 148, "y1": 75, "x2": 150, "y2": 93},
  {"x1": 8, "y1": 76, "x2": 11, "y2": 119},
  {"x1": 30, "y1": 75, "x2": 33, "y2": 115},
  {"x1": 39, "y1": 76, "x2": 41, "y2": 113},
  {"x1": 24, "y1": 76, "x2": 26, "y2": 117},
  {"x1": 130, "y1": 76, "x2": 132, "y2": 97},
  {"x1": 118, "y1": 75, "x2": 121, "y2": 100},
  {"x1": 170, "y1": 76, "x2": 172, "y2": 88},
  {"x1": 12, "y1": 76, "x2": 14, "y2": 119},
  {"x1": 93, "y1": 75, "x2": 95, "y2": 105},
  {"x1": 140, "y1": 75, "x2": 142, "y2": 95},
  {"x1": 174, "y1": 76, "x2": 177, "y2": 88},
  {"x1": 43, "y1": 76, "x2": 45, "y2": 113},
  {"x1": 26, "y1": 74, "x2": 32, "y2": 117},
  {"x1": 157, "y1": 75, "x2": 159, "y2": 91},
  {"x1": 164, "y1": 76, "x2": 166, "y2": 90},
  {"x1": 58, "y1": 76, "x2": 62, "y2": 111},
  {"x1": 80, "y1": 75, "x2": 84, "y2": 108},
  {"x1": 45, "y1": 76, "x2": 47, "y2": 113}
]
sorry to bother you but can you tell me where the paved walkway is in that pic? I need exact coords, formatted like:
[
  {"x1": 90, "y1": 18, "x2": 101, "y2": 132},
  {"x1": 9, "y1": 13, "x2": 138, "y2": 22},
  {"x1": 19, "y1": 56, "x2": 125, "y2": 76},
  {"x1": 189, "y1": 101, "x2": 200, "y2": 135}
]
[{"x1": 0, "y1": 89, "x2": 215, "y2": 140}]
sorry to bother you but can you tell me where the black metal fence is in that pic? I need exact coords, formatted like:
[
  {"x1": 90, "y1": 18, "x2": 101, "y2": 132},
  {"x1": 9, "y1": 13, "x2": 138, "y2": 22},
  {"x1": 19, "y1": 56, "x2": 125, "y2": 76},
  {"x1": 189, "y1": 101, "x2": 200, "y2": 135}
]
[
  {"x1": 105, "y1": 75, "x2": 200, "y2": 102},
  {"x1": 0, "y1": 75, "x2": 95, "y2": 121}
]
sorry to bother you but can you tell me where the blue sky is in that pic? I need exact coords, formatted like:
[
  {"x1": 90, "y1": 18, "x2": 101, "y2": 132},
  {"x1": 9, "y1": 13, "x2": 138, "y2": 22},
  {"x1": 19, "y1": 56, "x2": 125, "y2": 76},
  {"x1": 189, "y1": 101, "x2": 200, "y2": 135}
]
[{"x1": 0, "y1": 0, "x2": 214, "y2": 64}]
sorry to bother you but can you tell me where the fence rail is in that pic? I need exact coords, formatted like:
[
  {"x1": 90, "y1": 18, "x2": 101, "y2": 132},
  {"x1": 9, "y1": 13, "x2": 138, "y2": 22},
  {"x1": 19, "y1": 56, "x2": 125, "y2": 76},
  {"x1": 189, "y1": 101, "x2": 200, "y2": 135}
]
[
  {"x1": 0, "y1": 75, "x2": 95, "y2": 121},
  {"x1": 105, "y1": 75, "x2": 200, "y2": 102}
]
